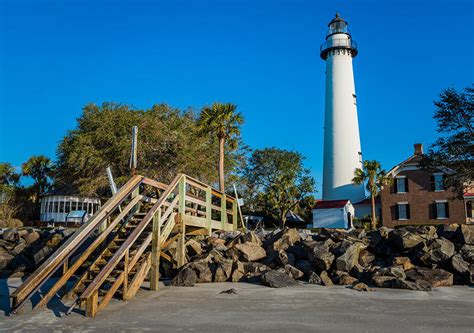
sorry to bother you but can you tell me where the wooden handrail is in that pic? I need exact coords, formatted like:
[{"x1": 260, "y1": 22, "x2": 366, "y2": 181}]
[
  {"x1": 32, "y1": 195, "x2": 144, "y2": 310},
  {"x1": 10, "y1": 175, "x2": 144, "y2": 313},
  {"x1": 79, "y1": 173, "x2": 184, "y2": 301},
  {"x1": 185, "y1": 175, "x2": 236, "y2": 202}
]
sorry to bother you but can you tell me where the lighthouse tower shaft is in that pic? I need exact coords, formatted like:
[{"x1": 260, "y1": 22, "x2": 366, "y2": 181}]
[{"x1": 321, "y1": 14, "x2": 366, "y2": 202}]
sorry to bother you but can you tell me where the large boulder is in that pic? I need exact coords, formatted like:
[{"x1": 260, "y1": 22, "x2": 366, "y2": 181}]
[
  {"x1": 372, "y1": 275, "x2": 397, "y2": 288},
  {"x1": 437, "y1": 224, "x2": 459, "y2": 241},
  {"x1": 214, "y1": 259, "x2": 233, "y2": 282},
  {"x1": 23, "y1": 230, "x2": 40, "y2": 244},
  {"x1": 392, "y1": 278, "x2": 432, "y2": 291},
  {"x1": 335, "y1": 243, "x2": 362, "y2": 272},
  {"x1": 260, "y1": 270, "x2": 297, "y2": 288},
  {"x1": 3, "y1": 228, "x2": 18, "y2": 242},
  {"x1": 358, "y1": 249, "x2": 375, "y2": 267},
  {"x1": 421, "y1": 238, "x2": 455, "y2": 265},
  {"x1": 390, "y1": 229, "x2": 425, "y2": 250},
  {"x1": 457, "y1": 224, "x2": 474, "y2": 245},
  {"x1": 233, "y1": 242, "x2": 266, "y2": 262},
  {"x1": 308, "y1": 272, "x2": 322, "y2": 284},
  {"x1": 268, "y1": 228, "x2": 301, "y2": 252},
  {"x1": 231, "y1": 261, "x2": 245, "y2": 282},
  {"x1": 241, "y1": 231, "x2": 263, "y2": 246},
  {"x1": 284, "y1": 264, "x2": 304, "y2": 280},
  {"x1": 0, "y1": 252, "x2": 14, "y2": 270},
  {"x1": 171, "y1": 268, "x2": 197, "y2": 287},
  {"x1": 308, "y1": 244, "x2": 334, "y2": 272},
  {"x1": 188, "y1": 261, "x2": 213, "y2": 283},
  {"x1": 459, "y1": 244, "x2": 474, "y2": 264},
  {"x1": 406, "y1": 267, "x2": 453, "y2": 288},
  {"x1": 393, "y1": 256, "x2": 415, "y2": 271},
  {"x1": 319, "y1": 271, "x2": 334, "y2": 287},
  {"x1": 186, "y1": 239, "x2": 203, "y2": 256}
]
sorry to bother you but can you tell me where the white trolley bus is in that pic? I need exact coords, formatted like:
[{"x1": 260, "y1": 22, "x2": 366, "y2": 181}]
[{"x1": 40, "y1": 195, "x2": 101, "y2": 224}]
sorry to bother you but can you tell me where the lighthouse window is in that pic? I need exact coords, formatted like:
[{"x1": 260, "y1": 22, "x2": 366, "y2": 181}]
[
  {"x1": 358, "y1": 152, "x2": 362, "y2": 163},
  {"x1": 352, "y1": 94, "x2": 357, "y2": 105}
]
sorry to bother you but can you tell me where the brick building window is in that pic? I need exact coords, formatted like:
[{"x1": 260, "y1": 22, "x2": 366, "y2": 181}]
[
  {"x1": 435, "y1": 200, "x2": 449, "y2": 219},
  {"x1": 397, "y1": 202, "x2": 410, "y2": 220},
  {"x1": 395, "y1": 176, "x2": 408, "y2": 193},
  {"x1": 431, "y1": 173, "x2": 445, "y2": 191}
]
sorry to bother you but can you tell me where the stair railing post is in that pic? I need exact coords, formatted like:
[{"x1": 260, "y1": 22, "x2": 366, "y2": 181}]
[
  {"x1": 206, "y1": 186, "x2": 212, "y2": 236},
  {"x1": 123, "y1": 248, "x2": 129, "y2": 299},
  {"x1": 150, "y1": 211, "x2": 161, "y2": 291},
  {"x1": 232, "y1": 200, "x2": 238, "y2": 231},
  {"x1": 86, "y1": 290, "x2": 99, "y2": 317},
  {"x1": 220, "y1": 193, "x2": 227, "y2": 231},
  {"x1": 177, "y1": 175, "x2": 186, "y2": 267}
]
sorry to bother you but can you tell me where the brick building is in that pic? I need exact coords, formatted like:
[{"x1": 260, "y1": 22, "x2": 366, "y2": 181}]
[{"x1": 381, "y1": 143, "x2": 470, "y2": 227}]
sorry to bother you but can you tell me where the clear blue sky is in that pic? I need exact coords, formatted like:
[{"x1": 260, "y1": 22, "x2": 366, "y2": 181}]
[{"x1": 1, "y1": 0, "x2": 473, "y2": 195}]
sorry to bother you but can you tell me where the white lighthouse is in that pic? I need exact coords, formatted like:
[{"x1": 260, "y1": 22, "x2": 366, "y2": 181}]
[{"x1": 321, "y1": 13, "x2": 366, "y2": 203}]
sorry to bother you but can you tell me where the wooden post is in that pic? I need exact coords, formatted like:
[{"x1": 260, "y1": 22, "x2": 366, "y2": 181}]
[
  {"x1": 150, "y1": 212, "x2": 161, "y2": 291},
  {"x1": 123, "y1": 249, "x2": 129, "y2": 300},
  {"x1": 177, "y1": 176, "x2": 186, "y2": 267},
  {"x1": 232, "y1": 200, "x2": 238, "y2": 231},
  {"x1": 206, "y1": 186, "x2": 212, "y2": 236},
  {"x1": 86, "y1": 290, "x2": 98, "y2": 317},
  {"x1": 220, "y1": 194, "x2": 227, "y2": 231}
]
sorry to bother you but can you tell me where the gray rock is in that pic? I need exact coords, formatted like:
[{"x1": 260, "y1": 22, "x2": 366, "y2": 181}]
[
  {"x1": 457, "y1": 225, "x2": 474, "y2": 245},
  {"x1": 422, "y1": 238, "x2": 455, "y2": 265},
  {"x1": 451, "y1": 254, "x2": 469, "y2": 275},
  {"x1": 0, "y1": 252, "x2": 14, "y2": 270},
  {"x1": 459, "y1": 244, "x2": 474, "y2": 263},
  {"x1": 308, "y1": 272, "x2": 322, "y2": 284},
  {"x1": 319, "y1": 271, "x2": 334, "y2": 287},
  {"x1": 3, "y1": 228, "x2": 18, "y2": 242},
  {"x1": 260, "y1": 270, "x2": 297, "y2": 288},
  {"x1": 372, "y1": 275, "x2": 397, "y2": 288},
  {"x1": 268, "y1": 228, "x2": 301, "y2": 252},
  {"x1": 392, "y1": 278, "x2": 432, "y2": 291},
  {"x1": 308, "y1": 244, "x2": 334, "y2": 272},
  {"x1": 171, "y1": 267, "x2": 197, "y2": 287},
  {"x1": 406, "y1": 267, "x2": 453, "y2": 288},
  {"x1": 390, "y1": 229, "x2": 424, "y2": 250},
  {"x1": 214, "y1": 259, "x2": 233, "y2": 282},
  {"x1": 284, "y1": 264, "x2": 304, "y2": 280},
  {"x1": 335, "y1": 243, "x2": 361, "y2": 272},
  {"x1": 234, "y1": 242, "x2": 266, "y2": 262},
  {"x1": 358, "y1": 249, "x2": 375, "y2": 267}
]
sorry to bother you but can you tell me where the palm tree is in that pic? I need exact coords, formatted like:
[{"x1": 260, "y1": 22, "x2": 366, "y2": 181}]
[
  {"x1": 0, "y1": 162, "x2": 20, "y2": 186},
  {"x1": 198, "y1": 102, "x2": 243, "y2": 192},
  {"x1": 22, "y1": 155, "x2": 55, "y2": 203},
  {"x1": 352, "y1": 160, "x2": 392, "y2": 230}
]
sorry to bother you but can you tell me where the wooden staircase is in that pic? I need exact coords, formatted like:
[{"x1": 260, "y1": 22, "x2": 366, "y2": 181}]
[{"x1": 10, "y1": 174, "x2": 240, "y2": 317}]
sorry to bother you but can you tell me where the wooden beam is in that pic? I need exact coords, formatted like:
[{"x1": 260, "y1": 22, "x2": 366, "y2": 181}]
[
  {"x1": 176, "y1": 176, "x2": 186, "y2": 268},
  {"x1": 79, "y1": 174, "x2": 183, "y2": 302},
  {"x1": 98, "y1": 273, "x2": 124, "y2": 312},
  {"x1": 150, "y1": 212, "x2": 161, "y2": 291},
  {"x1": 142, "y1": 177, "x2": 168, "y2": 191},
  {"x1": 85, "y1": 290, "x2": 99, "y2": 318},
  {"x1": 183, "y1": 215, "x2": 208, "y2": 228},
  {"x1": 124, "y1": 254, "x2": 151, "y2": 300},
  {"x1": 206, "y1": 186, "x2": 212, "y2": 236},
  {"x1": 32, "y1": 195, "x2": 142, "y2": 310},
  {"x1": 11, "y1": 175, "x2": 143, "y2": 313},
  {"x1": 220, "y1": 194, "x2": 227, "y2": 230}
]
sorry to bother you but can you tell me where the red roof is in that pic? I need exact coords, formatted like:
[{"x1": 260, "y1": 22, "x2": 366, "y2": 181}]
[{"x1": 313, "y1": 200, "x2": 349, "y2": 209}]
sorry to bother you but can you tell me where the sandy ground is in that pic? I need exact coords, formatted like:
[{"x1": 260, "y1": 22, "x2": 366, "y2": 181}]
[{"x1": 0, "y1": 278, "x2": 473, "y2": 332}]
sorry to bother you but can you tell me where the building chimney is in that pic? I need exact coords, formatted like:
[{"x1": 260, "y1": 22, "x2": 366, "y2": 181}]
[{"x1": 414, "y1": 143, "x2": 423, "y2": 155}]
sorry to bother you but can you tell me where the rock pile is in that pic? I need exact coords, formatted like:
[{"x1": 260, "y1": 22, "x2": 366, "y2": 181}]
[
  {"x1": 0, "y1": 227, "x2": 73, "y2": 278},
  {"x1": 171, "y1": 224, "x2": 474, "y2": 290}
]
